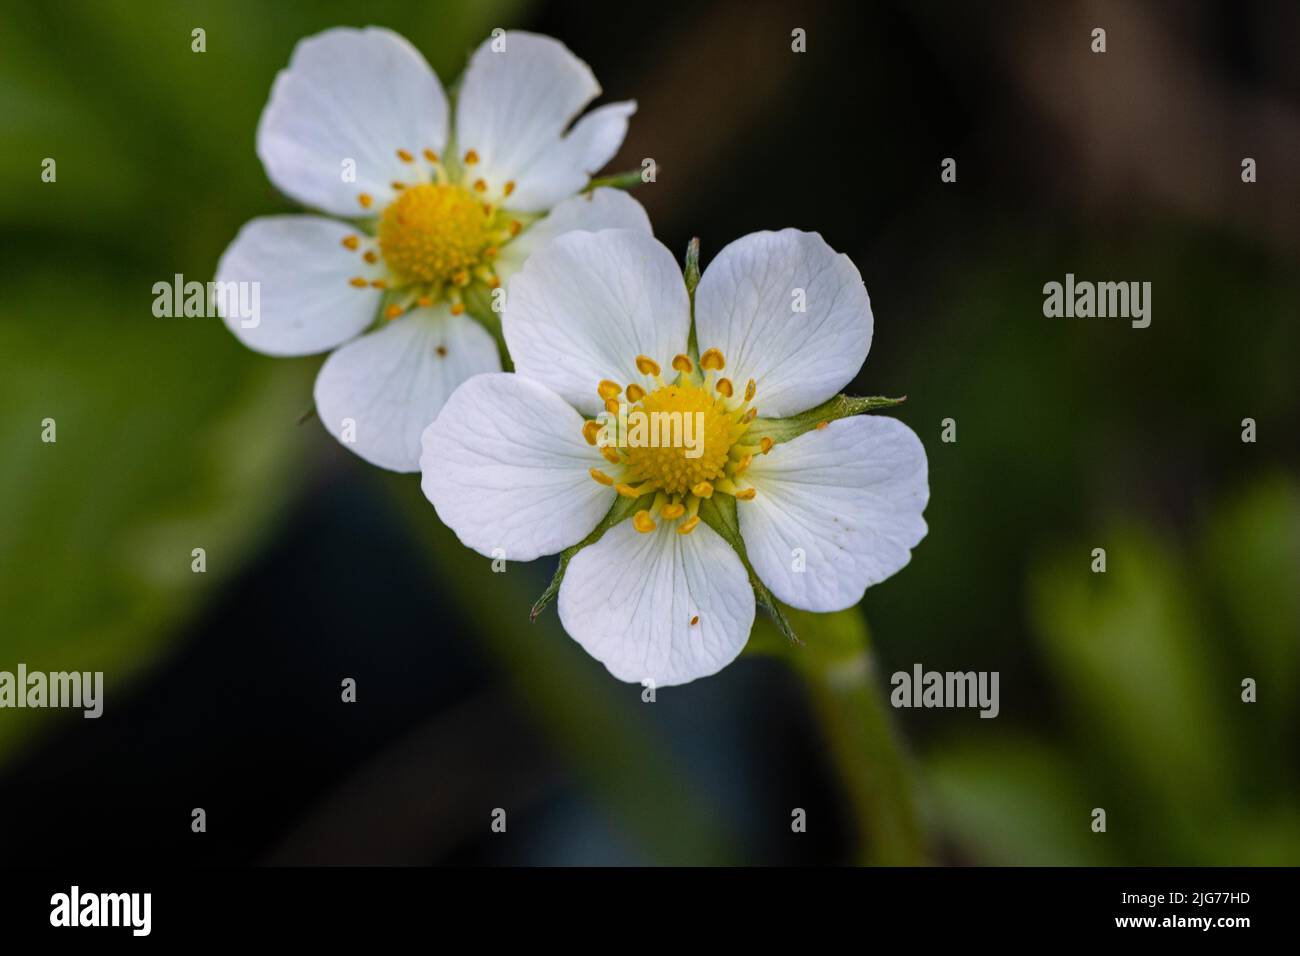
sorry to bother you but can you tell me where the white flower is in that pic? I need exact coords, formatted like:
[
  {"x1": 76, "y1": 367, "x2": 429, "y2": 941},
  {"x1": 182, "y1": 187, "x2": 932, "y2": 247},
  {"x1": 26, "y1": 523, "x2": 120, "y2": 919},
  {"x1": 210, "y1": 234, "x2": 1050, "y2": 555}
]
[
  {"x1": 214, "y1": 27, "x2": 647, "y2": 471},
  {"x1": 420, "y1": 228, "x2": 929, "y2": 686}
]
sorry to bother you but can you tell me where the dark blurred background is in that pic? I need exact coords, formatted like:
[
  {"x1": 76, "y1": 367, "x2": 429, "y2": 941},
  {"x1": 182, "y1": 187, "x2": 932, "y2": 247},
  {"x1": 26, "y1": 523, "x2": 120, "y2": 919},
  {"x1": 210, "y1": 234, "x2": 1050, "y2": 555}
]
[{"x1": 1, "y1": 0, "x2": 1297, "y2": 865}]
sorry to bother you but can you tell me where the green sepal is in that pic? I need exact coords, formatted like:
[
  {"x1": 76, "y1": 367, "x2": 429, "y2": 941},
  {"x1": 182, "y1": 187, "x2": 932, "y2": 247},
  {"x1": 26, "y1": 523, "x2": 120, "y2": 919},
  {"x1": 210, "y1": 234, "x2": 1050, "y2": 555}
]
[
  {"x1": 585, "y1": 168, "x2": 647, "y2": 192},
  {"x1": 684, "y1": 237, "x2": 701, "y2": 297},
  {"x1": 696, "y1": 494, "x2": 800, "y2": 645},
  {"x1": 746, "y1": 393, "x2": 907, "y2": 447},
  {"x1": 530, "y1": 493, "x2": 648, "y2": 621}
]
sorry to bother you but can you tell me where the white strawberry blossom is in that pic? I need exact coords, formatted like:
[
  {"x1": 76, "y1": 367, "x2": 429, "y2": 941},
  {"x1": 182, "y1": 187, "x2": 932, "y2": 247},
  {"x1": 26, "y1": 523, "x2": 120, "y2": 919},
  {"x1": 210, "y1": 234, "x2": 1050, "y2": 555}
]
[
  {"x1": 421, "y1": 228, "x2": 929, "y2": 686},
  {"x1": 214, "y1": 27, "x2": 646, "y2": 471}
]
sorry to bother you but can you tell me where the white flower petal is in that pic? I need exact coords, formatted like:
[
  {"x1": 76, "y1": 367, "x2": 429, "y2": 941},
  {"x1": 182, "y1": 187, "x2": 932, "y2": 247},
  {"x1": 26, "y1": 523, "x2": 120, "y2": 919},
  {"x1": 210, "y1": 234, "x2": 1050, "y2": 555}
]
[
  {"x1": 455, "y1": 31, "x2": 630, "y2": 212},
  {"x1": 257, "y1": 27, "x2": 449, "y2": 216},
  {"x1": 558, "y1": 520, "x2": 755, "y2": 686},
  {"x1": 739, "y1": 416, "x2": 928, "y2": 612},
  {"x1": 421, "y1": 373, "x2": 614, "y2": 562},
  {"x1": 493, "y1": 187, "x2": 651, "y2": 287},
  {"x1": 214, "y1": 215, "x2": 381, "y2": 356},
  {"x1": 504, "y1": 229, "x2": 690, "y2": 417},
  {"x1": 694, "y1": 229, "x2": 873, "y2": 417},
  {"x1": 504, "y1": 101, "x2": 636, "y2": 211},
  {"x1": 313, "y1": 307, "x2": 500, "y2": 472}
]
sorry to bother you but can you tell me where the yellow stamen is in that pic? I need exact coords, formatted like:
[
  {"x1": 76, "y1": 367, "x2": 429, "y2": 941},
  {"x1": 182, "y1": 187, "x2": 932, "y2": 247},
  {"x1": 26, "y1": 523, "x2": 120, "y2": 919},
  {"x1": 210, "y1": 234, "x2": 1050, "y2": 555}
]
[
  {"x1": 660, "y1": 502, "x2": 686, "y2": 520},
  {"x1": 473, "y1": 178, "x2": 488, "y2": 193},
  {"x1": 597, "y1": 380, "x2": 622, "y2": 401},
  {"x1": 676, "y1": 515, "x2": 701, "y2": 535},
  {"x1": 385, "y1": 304, "x2": 403, "y2": 319},
  {"x1": 358, "y1": 193, "x2": 373, "y2": 209},
  {"x1": 815, "y1": 420, "x2": 829, "y2": 430},
  {"x1": 589, "y1": 468, "x2": 614, "y2": 486},
  {"x1": 396, "y1": 149, "x2": 414, "y2": 163},
  {"x1": 450, "y1": 302, "x2": 466, "y2": 316},
  {"x1": 633, "y1": 510, "x2": 657, "y2": 533},
  {"x1": 635, "y1": 355, "x2": 661, "y2": 377},
  {"x1": 760, "y1": 437, "x2": 774, "y2": 454},
  {"x1": 600, "y1": 447, "x2": 622, "y2": 465},
  {"x1": 463, "y1": 149, "x2": 479, "y2": 165},
  {"x1": 626, "y1": 383, "x2": 646, "y2": 403},
  {"x1": 734, "y1": 487, "x2": 757, "y2": 501},
  {"x1": 582, "y1": 420, "x2": 603, "y2": 445},
  {"x1": 423, "y1": 148, "x2": 439, "y2": 163},
  {"x1": 691, "y1": 481, "x2": 714, "y2": 498},
  {"x1": 672, "y1": 354, "x2": 694, "y2": 374},
  {"x1": 715, "y1": 377, "x2": 734, "y2": 398},
  {"x1": 504, "y1": 180, "x2": 516, "y2": 196},
  {"x1": 341, "y1": 235, "x2": 360, "y2": 250},
  {"x1": 744, "y1": 379, "x2": 757, "y2": 401},
  {"x1": 348, "y1": 276, "x2": 369, "y2": 288},
  {"x1": 700, "y1": 348, "x2": 725, "y2": 371}
]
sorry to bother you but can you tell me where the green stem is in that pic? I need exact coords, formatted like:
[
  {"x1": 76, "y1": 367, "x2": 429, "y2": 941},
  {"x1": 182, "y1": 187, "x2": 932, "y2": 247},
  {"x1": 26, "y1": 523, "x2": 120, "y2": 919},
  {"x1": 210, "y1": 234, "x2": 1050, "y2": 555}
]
[{"x1": 751, "y1": 608, "x2": 927, "y2": 864}]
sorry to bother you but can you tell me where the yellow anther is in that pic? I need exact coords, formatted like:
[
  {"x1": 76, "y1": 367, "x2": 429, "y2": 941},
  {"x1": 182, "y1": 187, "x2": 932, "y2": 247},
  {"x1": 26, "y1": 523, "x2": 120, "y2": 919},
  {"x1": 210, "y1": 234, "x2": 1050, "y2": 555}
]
[
  {"x1": 815, "y1": 420, "x2": 829, "y2": 430},
  {"x1": 385, "y1": 304, "x2": 403, "y2": 319},
  {"x1": 635, "y1": 355, "x2": 661, "y2": 376},
  {"x1": 633, "y1": 510, "x2": 657, "y2": 533},
  {"x1": 473, "y1": 178, "x2": 488, "y2": 193},
  {"x1": 715, "y1": 377, "x2": 734, "y2": 398},
  {"x1": 451, "y1": 302, "x2": 467, "y2": 316},
  {"x1": 582, "y1": 420, "x2": 603, "y2": 445},
  {"x1": 597, "y1": 380, "x2": 622, "y2": 401},
  {"x1": 358, "y1": 193, "x2": 373, "y2": 208},
  {"x1": 601, "y1": 447, "x2": 622, "y2": 465},
  {"x1": 463, "y1": 149, "x2": 480, "y2": 165},
  {"x1": 734, "y1": 487, "x2": 757, "y2": 501},
  {"x1": 391, "y1": 181, "x2": 406, "y2": 191},
  {"x1": 424, "y1": 148, "x2": 439, "y2": 163},
  {"x1": 616, "y1": 483, "x2": 641, "y2": 498},
  {"x1": 733, "y1": 454, "x2": 753, "y2": 474},
  {"x1": 348, "y1": 276, "x2": 369, "y2": 288},
  {"x1": 744, "y1": 379, "x2": 756, "y2": 401},
  {"x1": 690, "y1": 615, "x2": 699, "y2": 626},
  {"x1": 396, "y1": 149, "x2": 414, "y2": 163},
  {"x1": 604, "y1": 397, "x2": 619, "y2": 415},
  {"x1": 743, "y1": 408, "x2": 757, "y2": 423},
  {"x1": 676, "y1": 516, "x2": 701, "y2": 535},
  {"x1": 672, "y1": 354, "x2": 694, "y2": 374},
  {"x1": 626, "y1": 383, "x2": 646, "y2": 403},
  {"x1": 660, "y1": 502, "x2": 686, "y2": 520},
  {"x1": 370, "y1": 279, "x2": 387, "y2": 289},
  {"x1": 508, "y1": 220, "x2": 523, "y2": 236},
  {"x1": 341, "y1": 235, "x2": 360, "y2": 250},
  {"x1": 363, "y1": 250, "x2": 379, "y2": 263},
  {"x1": 589, "y1": 468, "x2": 614, "y2": 486},
  {"x1": 504, "y1": 180, "x2": 516, "y2": 196},
  {"x1": 760, "y1": 437, "x2": 774, "y2": 454},
  {"x1": 700, "y1": 348, "x2": 725, "y2": 371},
  {"x1": 691, "y1": 481, "x2": 714, "y2": 498},
  {"x1": 416, "y1": 295, "x2": 433, "y2": 308}
]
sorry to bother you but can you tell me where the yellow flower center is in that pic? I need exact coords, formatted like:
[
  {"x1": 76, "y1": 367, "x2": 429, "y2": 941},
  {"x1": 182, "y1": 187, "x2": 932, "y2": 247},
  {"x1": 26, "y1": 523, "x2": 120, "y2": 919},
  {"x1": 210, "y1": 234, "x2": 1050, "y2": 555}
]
[
  {"x1": 584, "y1": 349, "x2": 774, "y2": 535},
  {"x1": 623, "y1": 383, "x2": 733, "y2": 495},
  {"x1": 338, "y1": 147, "x2": 530, "y2": 322},
  {"x1": 378, "y1": 183, "x2": 491, "y2": 285}
]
